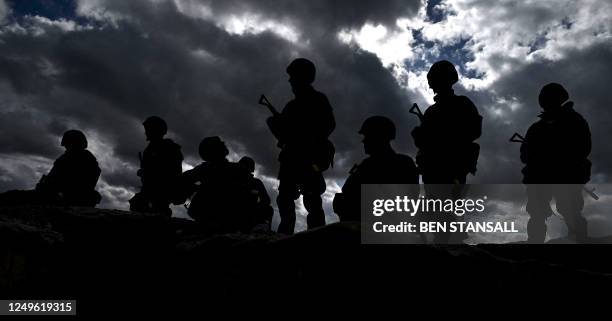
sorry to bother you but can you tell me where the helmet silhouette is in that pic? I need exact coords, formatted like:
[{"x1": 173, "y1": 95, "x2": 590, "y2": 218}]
[
  {"x1": 61, "y1": 130, "x2": 88, "y2": 150},
  {"x1": 359, "y1": 116, "x2": 396, "y2": 141},
  {"x1": 238, "y1": 156, "x2": 255, "y2": 173},
  {"x1": 199, "y1": 136, "x2": 229, "y2": 161},
  {"x1": 287, "y1": 58, "x2": 316, "y2": 85},
  {"x1": 143, "y1": 116, "x2": 168, "y2": 136},
  {"x1": 427, "y1": 60, "x2": 459, "y2": 88},
  {"x1": 539, "y1": 83, "x2": 569, "y2": 110}
]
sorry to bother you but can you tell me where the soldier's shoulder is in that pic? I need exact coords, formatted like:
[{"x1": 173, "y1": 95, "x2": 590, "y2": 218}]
[
  {"x1": 161, "y1": 138, "x2": 181, "y2": 150},
  {"x1": 567, "y1": 107, "x2": 588, "y2": 123},
  {"x1": 81, "y1": 149, "x2": 99, "y2": 163},
  {"x1": 455, "y1": 95, "x2": 478, "y2": 111},
  {"x1": 311, "y1": 89, "x2": 331, "y2": 104},
  {"x1": 393, "y1": 153, "x2": 416, "y2": 166}
]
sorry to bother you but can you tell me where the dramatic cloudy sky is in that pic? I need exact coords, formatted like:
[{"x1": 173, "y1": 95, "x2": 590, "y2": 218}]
[{"x1": 1, "y1": 0, "x2": 611, "y2": 235}]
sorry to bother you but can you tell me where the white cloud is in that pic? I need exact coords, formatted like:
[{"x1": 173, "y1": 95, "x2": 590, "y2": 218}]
[
  {"x1": 337, "y1": 0, "x2": 612, "y2": 100},
  {"x1": 78, "y1": 0, "x2": 303, "y2": 43}
]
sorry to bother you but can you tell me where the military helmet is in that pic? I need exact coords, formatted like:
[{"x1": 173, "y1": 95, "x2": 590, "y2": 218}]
[
  {"x1": 142, "y1": 116, "x2": 168, "y2": 136},
  {"x1": 238, "y1": 156, "x2": 255, "y2": 173},
  {"x1": 61, "y1": 129, "x2": 88, "y2": 150},
  {"x1": 286, "y1": 58, "x2": 316, "y2": 84},
  {"x1": 539, "y1": 83, "x2": 569, "y2": 108},
  {"x1": 199, "y1": 136, "x2": 229, "y2": 161},
  {"x1": 359, "y1": 116, "x2": 396, "y2": 141},
  {"x1": 427, "y1": 60, "x2": 459, "y2": 86}
]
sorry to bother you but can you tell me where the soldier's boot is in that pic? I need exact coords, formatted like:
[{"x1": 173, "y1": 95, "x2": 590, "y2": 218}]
[
  {"x1": 527, "y1": 217, "x2": 547, "y2": 243},
  {"x1": 277, "y1": 193, "x2": 296, "y2": 235},
  {"x1": 566, "y1": 214, "x2": 588, "y2": 243},
  {"x1": 304, "y1": 193, "x2": 325, "y2": 229}
]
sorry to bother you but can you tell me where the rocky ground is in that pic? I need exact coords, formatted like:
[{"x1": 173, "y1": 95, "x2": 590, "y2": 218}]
[{"x1": 1, "y1": 206, "x2": 611, "y2": 314}]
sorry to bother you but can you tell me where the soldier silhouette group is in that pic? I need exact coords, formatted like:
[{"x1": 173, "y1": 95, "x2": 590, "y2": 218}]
[{"x1": 0, "y1": 58, "x2": 593, "y2": 244}]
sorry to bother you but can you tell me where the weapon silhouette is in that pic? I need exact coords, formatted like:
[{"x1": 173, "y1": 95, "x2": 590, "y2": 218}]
[
  {"x1": 258, "y1": 94, "x2": 281, "y2": 116},
  {"x1": 258, "y1": 94, "x2": 283, "y2": 147},
  {"x1": 510, "y1": 132, "x2": 599, "y2": 201},
  {"x1": 409, "y1": 103, "x2": 424, "y2": 122}
]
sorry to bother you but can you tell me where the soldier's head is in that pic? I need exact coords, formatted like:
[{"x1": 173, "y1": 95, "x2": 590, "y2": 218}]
[
  {"x1": 61, "y1": 130, "x2": 88, "y2": 151},
  {"x1": 238, "y1": 156, "x2": 256, "y2": 174},
  {"x1": 427, "y1": 60, "x2": 459, "y2": 93},
  {"x1": 199, "y1": 136, "x2": 229, "y2": 162},
  {"x1": 359, "y1": 116, "x2": 396, "y2": 155},
  {"x1": 539, "y1": 83, "x2": 569, "y2": 111},
  {"x1": 287, "y1": 58, "x2": 316, "y2": 95},
  {"x1": 143, "y1": 116, "x2": 167, "y2": 141}
]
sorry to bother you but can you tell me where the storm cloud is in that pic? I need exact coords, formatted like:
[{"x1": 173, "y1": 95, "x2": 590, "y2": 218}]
[{"x1": 0, "y1": 0, "x2": 611, "y2": 233}]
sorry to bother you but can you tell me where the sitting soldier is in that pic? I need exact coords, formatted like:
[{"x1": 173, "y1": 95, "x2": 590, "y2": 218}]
[
  {"x1": 238, "y1": 156, "x2": 274, "y2": 232},
  {"x1": 182, "y1": 137, "x2": 257, "y2": 233},
  {"x1": 0, "y1": 130, "x2": 101, "y2": 207},
  {"x1": 130, "y1": 116, "x2": 184, "y2": 217}
]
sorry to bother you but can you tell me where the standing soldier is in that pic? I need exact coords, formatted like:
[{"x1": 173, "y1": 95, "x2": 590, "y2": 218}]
[
  {"x1": 267, "y1": 58, "x2": 336, "y2": 234},
  {"x1": 521, "y1": 83, "x2": 591, "y2": 243},
  {"x1": 130, "y1": 116, "x2": 183, "y2": 217},
  {"x1": 334, "y1": 116, "x2": 419, "y2": 221},
  {"x1": 411, "y1": 60, "x2": 482, "y2": 243}
]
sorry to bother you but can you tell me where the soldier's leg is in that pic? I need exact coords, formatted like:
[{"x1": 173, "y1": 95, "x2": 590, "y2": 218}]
[
  {"x1": 153, "y1": 201, "x2": 172, "y2": 217},
  {"x1": 526, "y1": 184, "x2": 554, "y2": 243},
  {"x1": 424, "y1": 182, "x2": 468, "y2": 244},
  {"x1": 303, "y1": 170, "x2": 327, "y2": 229},
  {"x1": 554, "y1": 184, "x2": 587, "y2": 243},
  {"x1": 277, "y1": 164, "x2": 299, "y2": 234}
]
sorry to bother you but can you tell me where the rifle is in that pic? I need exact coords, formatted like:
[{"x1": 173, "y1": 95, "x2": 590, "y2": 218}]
[
  {"x1": 258, "y1": 94, "x2": 284, "y2": 147},
  {"x1": 258, "y1": 94, "x2": 281, "y2": 116},
  {"x1": 409, "y1": 103, "x2": 424, "y2": 123},
  {"x1": 510, "y1": 132, "x2": 599, "y2": 201}
]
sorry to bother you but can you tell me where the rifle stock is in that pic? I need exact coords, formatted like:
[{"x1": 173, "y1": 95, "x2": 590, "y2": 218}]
[
  {"x1": 259, "y1": 94, "x2": 280, "y2": 116},
  {"x1": 409, "y1": 103, "x2": 424, "y2": 122}
]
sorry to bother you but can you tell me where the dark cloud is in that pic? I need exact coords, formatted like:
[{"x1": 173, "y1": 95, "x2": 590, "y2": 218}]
[
  {"x1": 472, "y1": 42, "x2": 612, "y2": 184},
  {"x1": 0, "y1": 0, "x2": 423, "y2": 212},
  {"x1": 1, "y1": 0, "x2": 611, "y2": 241}
]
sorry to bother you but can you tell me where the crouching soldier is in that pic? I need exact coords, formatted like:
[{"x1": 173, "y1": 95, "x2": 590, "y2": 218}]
[
  {"x1": 130, "y1": 116, "x2": 184, "y2": 217},
  {"x1": 334, "y1": 116, "x2": 419, "y2": 221},
  {"x1": 182, "y1": 137, "x2": 256, "y2": 234},
  {"x1": 521, "y1": 83, "x2": 592, "y2": 243},
  {"x1": 238, "y1": 156, "x2": 273, "y2": 232}
]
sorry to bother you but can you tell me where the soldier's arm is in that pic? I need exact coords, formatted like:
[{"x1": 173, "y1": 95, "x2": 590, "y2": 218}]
[
  {"x1": 318, "y1": 93, "x2": 336, "y2": 139},
  {"x1": 462, "y1": 97, "x2": 482, "y2": 141},
  {"x1": 42, "y1": 157, "x2": 65, "y2": 191},
  {"x1": 521, "y1": 125, "x2": 537, "y2": 164},
  {"x1": 578, "y1": 117, "x2": 592, "y2": 159},
  {"x1": 87, "y1": 152, "x2": 101, "y2": 190},
  {"x1": 255, "y1": 179, "x2": 271, "y2": 206}
]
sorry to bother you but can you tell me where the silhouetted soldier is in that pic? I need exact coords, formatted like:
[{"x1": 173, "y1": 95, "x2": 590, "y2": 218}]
[
  {"x1": 411, "y1": 60, "x2": 482, "y2": 243},
  {"x1": 268, "y1": 58, "x2": 336, "y2": 234},
  {"x1": 130, "y1": 116, "x2": 183, "y2": 217},
  {"x1": 182, "y1": 137, "x2": 256, "y2": 233},
  {"x1": 521, "y1": 83, "x2": 591, "y2": 243},
  {"x1": 334, "y1": 116, "x2": 419, "y2": 221},
  {"x1": 238, "y1": 156, "x2": 273, "y2": 232},
  {"x1": 0, "y1": 130, "x2": 101, "y2": 207}
]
